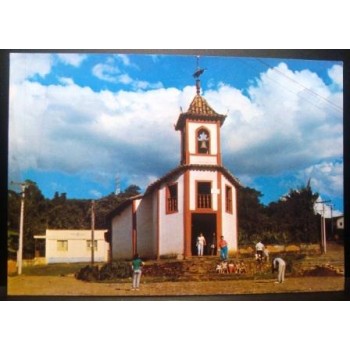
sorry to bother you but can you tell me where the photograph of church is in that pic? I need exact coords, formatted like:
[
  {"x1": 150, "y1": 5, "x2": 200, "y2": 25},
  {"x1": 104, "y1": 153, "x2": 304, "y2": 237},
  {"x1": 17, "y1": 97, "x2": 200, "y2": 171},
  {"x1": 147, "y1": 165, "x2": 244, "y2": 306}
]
[{"x1": 108, "y1": 72, "x2": 241, "y2": 260}]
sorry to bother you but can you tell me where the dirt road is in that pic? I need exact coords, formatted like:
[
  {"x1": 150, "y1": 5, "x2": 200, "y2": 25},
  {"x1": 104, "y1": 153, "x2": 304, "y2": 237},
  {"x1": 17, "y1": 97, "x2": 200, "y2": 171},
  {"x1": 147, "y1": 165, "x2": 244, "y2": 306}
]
[{"x1": 7, "y1": 274, "x2": 344, "y2": 298}]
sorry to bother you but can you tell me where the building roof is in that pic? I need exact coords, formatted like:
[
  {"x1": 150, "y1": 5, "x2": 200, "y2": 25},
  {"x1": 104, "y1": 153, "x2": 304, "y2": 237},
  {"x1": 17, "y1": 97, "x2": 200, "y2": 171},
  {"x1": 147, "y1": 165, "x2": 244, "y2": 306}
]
[
  {"x1": 175, "y1": 94, "x2": 227, "y2": 130},
  {"x1": 108, "y1": 164, "x2": 241, "y2": 219},
  {"x1": 36, "y1": 229, "x2": 108, "y2": 240}
]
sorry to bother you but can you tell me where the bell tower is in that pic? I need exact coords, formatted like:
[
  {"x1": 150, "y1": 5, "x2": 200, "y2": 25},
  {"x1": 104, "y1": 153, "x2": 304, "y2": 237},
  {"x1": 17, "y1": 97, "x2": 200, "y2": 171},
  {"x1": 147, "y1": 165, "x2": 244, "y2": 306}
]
[{"x1": 175, "y1": 58, "x2": 227, "y2": 167}]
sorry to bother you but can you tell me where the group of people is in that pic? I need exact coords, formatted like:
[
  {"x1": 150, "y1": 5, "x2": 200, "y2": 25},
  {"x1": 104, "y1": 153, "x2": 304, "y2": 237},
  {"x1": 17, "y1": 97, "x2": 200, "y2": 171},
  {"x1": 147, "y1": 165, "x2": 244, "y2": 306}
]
[
  {"x1": 129, "y1": 238, "x2": 286, "y2": 291},
  {"x1": 255, "y1": 240, "x2": 286, "y2": 284},
  {"x1": 216, "y1": 260, "x2": 246, "y2": 274},
  {"x1": 196, "y1": 233, "x2": 228, "y2": 261}
]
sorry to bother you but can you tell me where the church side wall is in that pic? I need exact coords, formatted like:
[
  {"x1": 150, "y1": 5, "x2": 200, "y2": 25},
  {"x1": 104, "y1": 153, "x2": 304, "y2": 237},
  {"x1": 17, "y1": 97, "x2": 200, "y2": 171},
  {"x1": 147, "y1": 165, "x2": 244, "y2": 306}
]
[
  {"x1": 136, "y1": 194, "x2": 156, "y2": 259},
  {"x1": 221, "y1": 176, "x2": 238, "y2": 251},
  {"x1": 158, "y1": 174, "x2": 184, "y2": 257},
  {"x1": 111, "y1": 206, "x2": 133, "y2": 260}
]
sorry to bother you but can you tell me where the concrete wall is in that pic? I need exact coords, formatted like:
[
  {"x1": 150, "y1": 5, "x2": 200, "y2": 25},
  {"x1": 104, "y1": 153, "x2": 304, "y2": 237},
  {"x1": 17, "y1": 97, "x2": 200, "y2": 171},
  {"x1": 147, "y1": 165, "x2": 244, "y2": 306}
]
[
  {"x1": 136, "y1": 194, "x2": 156, "y2": 259},
  {"x1": 158, "y1": 174, "x2": 184, "y2": 256},
  {"x1": 111, "y1": 206, "x2": 133, "y2": 260},
  {"x1": 220, "y1": 176, "x2": 238, "y2": 251},
  {"x1": 45, "y1": 230, "x2": 109, "y2": 264}
]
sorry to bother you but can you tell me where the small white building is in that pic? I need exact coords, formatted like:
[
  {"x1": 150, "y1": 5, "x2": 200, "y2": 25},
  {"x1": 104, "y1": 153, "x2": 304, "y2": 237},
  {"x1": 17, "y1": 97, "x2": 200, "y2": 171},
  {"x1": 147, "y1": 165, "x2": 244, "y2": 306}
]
[{"x1": 34, "y1": 229, "x2": 110, "y2": 264}]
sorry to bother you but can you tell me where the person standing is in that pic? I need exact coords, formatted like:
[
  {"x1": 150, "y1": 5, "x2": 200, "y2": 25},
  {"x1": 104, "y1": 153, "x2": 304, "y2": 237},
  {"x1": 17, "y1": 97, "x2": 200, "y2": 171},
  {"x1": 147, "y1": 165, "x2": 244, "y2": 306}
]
[
  {"x1": 272, "y1": 257, "x2": 286, "y2": 284},
  {"x1": 255, "y1": 241, "x2": 265, "y2": 261},
  {"x1": 218, "y1": 236, "x2": 228, "y2": 260},
  {"x1": 131, "y1": 253, "x2": 144, "y2": 290},
  {"x1": 196, "y1": 233, "x2": 206, "y2": 256}
]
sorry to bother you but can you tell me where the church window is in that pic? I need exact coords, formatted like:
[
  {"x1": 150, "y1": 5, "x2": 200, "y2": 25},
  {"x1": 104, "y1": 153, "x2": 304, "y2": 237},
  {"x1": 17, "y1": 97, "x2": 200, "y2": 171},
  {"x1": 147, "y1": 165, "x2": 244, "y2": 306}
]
[
  {"x1": 166, "y1": 183, "x2": 178, "y2": 214},
  {"x1": 197, "y1": 182, "x2": 212, "y2": 209},
  {"x1": 225, "y1": 185, "x2": 233, "y2": 213},
  {"x1": 197, "y1": 128, "x2": 210, "y2": 154}
]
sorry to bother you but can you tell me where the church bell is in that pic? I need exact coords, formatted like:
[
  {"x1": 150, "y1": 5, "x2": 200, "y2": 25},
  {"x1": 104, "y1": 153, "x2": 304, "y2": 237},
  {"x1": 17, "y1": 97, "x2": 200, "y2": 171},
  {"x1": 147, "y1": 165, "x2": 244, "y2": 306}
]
[{"x1": 200, "y1": 140, "x2": 208, "y2": 150}]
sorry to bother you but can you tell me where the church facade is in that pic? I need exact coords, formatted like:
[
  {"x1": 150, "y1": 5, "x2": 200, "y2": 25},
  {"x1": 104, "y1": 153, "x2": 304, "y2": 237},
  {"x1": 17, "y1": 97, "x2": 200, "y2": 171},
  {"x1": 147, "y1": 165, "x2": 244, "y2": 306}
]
[{"x1": 109, "y1": 78, "x2": 240, "y2": 260}]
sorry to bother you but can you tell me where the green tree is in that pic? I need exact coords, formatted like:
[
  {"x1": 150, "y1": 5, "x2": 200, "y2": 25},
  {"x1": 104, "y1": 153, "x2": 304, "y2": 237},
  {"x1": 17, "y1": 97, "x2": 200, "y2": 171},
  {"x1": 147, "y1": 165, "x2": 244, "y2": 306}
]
[
  {"x1": 266, "y1": 182, "x2": 319, "y2": 243},
  {"x1": 237, "y1": 186, "x2": 268, "y2": 244}
]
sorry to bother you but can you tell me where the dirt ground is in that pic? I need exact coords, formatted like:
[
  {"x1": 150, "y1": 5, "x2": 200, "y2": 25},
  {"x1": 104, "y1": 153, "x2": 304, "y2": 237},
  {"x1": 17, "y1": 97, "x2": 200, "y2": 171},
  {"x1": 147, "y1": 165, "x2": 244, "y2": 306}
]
[{"x1": 7, "y1": 274, "x2": 344, "y2": 298}]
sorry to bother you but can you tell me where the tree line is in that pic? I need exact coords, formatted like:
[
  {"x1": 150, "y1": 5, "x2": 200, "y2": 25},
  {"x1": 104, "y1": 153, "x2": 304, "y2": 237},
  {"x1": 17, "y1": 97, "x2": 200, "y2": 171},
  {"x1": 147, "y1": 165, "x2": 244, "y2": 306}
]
[
  {"x1": 237, "y1": 182, "x2": 320, "y2": 245},
  {"x1": 7, "y1": 180, "x2": 141, "y2": 259},
  {"x1": 7, "y1": 179, "x2": 322, "y2": 259}
]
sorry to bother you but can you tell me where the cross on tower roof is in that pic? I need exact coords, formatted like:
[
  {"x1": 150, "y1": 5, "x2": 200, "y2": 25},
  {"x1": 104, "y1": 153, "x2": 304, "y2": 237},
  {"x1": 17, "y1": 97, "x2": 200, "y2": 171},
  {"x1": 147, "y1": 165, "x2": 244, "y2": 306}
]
[{"x1": 192, "y1": 56, "x2": 206, "y2": 95}]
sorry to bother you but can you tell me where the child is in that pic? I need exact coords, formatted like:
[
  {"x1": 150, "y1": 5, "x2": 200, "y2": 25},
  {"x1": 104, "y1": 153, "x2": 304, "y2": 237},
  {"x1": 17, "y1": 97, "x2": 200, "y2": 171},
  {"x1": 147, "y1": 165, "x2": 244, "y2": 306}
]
[{"x1": 131, "y1": 253, "x2": 144, "y2": 290}]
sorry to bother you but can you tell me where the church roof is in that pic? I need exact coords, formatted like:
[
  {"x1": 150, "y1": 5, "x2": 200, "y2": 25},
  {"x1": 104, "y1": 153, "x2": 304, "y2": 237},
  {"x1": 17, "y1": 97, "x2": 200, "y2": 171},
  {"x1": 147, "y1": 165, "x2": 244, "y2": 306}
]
[
  {"x1": 144, "y1": 164, "x2": 241, "y2": 196},
  {"x1": 175, "y1": 94, "x2": 227, "y2": 130},
  {"x1": 108, "y1": 164, "x2": 242, "y2": 219}
]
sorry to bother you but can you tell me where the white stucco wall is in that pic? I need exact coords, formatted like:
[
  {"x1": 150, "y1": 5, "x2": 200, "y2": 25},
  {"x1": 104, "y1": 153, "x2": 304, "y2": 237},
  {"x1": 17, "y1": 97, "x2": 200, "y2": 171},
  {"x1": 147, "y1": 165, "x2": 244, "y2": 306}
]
[
  {"x1": 136, "y1": 195, "x2": 156, "y2": 258},
  {"x1": 189, "y1": 155, "x2": 218, "y2": 165},
  {"x1": 111, "y1": 205, "x2": 133, "y2": 260},
  {"x1": 45, "y1": 230, "x2": 109, "y2": 264},
  {"x1": 189, "y1": 170, "x2": 218, "y2": 211},
  {"x1": 188, "y1": 122, "x2": 218, "y2": 154},
  {"x1": 158, "y1": 173, "x2": 184, "y2": 256},
  {"x1": 220, "y1": 176, "x2": 238, "y2": 251}
]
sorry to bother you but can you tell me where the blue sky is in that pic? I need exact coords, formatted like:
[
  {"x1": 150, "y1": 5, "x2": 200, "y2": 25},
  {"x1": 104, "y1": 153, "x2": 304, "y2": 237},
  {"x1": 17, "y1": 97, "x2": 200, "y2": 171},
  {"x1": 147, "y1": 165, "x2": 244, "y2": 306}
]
[{"x1": 8, "y1": 52, "x2": 344, "y2": 215}]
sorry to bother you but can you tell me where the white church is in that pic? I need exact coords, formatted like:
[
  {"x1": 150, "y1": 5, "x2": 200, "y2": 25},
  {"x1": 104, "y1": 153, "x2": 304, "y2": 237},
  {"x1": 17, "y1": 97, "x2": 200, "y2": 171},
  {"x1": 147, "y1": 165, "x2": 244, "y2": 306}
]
[{"x1": 108, "y1": 70, "x2": 241, "y2": 260}]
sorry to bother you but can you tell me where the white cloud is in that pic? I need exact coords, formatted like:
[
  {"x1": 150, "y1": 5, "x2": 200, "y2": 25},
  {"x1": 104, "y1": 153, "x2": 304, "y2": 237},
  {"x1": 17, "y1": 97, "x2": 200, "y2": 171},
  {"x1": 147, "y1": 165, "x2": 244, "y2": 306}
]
[
  {"x1": 57, "y1": 53, "x2": 87, "y2": 67},
  {"x1": 328, "y1": 64, "x2": 343, "y2": 90},
  {"x1": 302, "y1": 161, "x2": 343, "y2": 199},
  {"x1": 9, "y1": 57, "x2": 343, "y2": 205},
  {"x1": 92, "y1": 63, "x2": 121, "y2": 83},
  {"x1": 58, "y1": 77, "x2": 75, "y2": 85},
  {"x1": 210, "y1": 63, "x2": 344, "y2": 177},
  {"x1": 115, "y1": 54, "x2": 131, "y2": 66},
  {"x1": 10, "y1": 53, "x2": 53, "y2": 83},
  {"x1": 92, "y1": 57, "x2": 162, "y2": 90}
]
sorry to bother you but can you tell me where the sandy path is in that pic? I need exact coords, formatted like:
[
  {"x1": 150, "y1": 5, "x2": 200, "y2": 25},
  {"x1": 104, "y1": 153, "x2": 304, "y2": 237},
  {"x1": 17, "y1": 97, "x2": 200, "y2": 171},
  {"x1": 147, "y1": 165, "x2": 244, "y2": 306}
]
[{"x1": 7, "y1": 275, "x2": 344, "y2": 298}]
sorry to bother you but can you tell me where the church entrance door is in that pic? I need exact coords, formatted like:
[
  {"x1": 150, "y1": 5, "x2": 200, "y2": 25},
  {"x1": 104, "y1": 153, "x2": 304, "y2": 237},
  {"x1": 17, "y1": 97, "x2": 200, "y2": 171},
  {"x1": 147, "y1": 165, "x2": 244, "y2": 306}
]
[{"x1": 191, "y1": 213, "x2": 217, "y2": 256}]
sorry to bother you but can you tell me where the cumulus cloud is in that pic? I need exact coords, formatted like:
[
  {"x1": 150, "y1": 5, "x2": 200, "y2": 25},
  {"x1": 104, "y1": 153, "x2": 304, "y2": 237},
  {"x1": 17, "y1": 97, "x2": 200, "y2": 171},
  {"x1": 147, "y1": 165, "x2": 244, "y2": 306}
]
[
  {"x1": 57, "y1": 53, "x2": 87, "y2": 67},
  {"x1": 92, "y1": 62, "x2": 121, "y2": 83},
  {"x1": 301, "y1": 161, "x2": 343, "y2": 199},
  {"x1": 328, "y1": 64, "x2": 343, "y2": 90},
  {"x1": 92, "y1": 56, "x2": 163, "y2": 90},
  {"x1": 10, "y1": 53, "x2": 53, "y2": 83},
  {"x1": 211, "y1": 63, "x2": 344, "y2": 178},
  {"x1": 9, "y1": 56, "x2": 343, "y2": 204}
]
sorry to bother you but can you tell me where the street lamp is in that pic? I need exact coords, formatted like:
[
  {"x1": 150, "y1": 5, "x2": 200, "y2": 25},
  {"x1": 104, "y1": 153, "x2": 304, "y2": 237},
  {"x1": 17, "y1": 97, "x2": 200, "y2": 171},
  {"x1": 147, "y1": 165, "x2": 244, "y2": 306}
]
[
  {"x1": 11, "y1": 181, "x2": 28, "y2": 275},
  {"x1": 316, "y1": 200, "x2": 331, "y2": 254}
]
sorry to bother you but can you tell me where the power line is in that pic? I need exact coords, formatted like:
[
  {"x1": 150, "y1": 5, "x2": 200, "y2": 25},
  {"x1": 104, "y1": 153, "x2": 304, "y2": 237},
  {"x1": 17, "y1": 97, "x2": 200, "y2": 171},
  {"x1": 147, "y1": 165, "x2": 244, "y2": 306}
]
[
  {"x1": 255, "y1": 58, "x2": 343, "y2": 113},
  {"x1": 238, "y1": 58, "x2": 330, "y2": 114}
]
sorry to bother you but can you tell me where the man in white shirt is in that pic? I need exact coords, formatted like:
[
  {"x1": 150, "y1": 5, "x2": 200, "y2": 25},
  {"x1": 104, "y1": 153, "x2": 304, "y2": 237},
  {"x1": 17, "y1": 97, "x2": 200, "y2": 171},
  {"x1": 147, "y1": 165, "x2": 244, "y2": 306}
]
[
  {"x1": 196, "y1": 233, "x2": 206, "y2": 256},
  {"x1": 255, "y1": 241, "x2": 265, "y2": 260}
]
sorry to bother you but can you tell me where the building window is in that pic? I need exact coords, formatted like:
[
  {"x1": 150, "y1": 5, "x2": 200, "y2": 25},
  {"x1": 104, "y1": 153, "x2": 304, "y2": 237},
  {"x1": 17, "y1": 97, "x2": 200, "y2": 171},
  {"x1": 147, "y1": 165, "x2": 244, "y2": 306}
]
[
  {"x1": 226, "y1": 185, "x2": 233, "y2": 213},
  {"x1": 197, "y1": 182, "x2": 211, "y2": 209},
  {"x1": 87, "y1": 240, "x2": 98, "y2": 251},
  {"x1": 166, "y1": 183, "x2": 178, "y2": 214},
  {"x1": 57, "y1": 240, "x2": 68, "y2": 251},
  {"x1": 197, "y1": 128, "x2": 210, "y2": 154}
]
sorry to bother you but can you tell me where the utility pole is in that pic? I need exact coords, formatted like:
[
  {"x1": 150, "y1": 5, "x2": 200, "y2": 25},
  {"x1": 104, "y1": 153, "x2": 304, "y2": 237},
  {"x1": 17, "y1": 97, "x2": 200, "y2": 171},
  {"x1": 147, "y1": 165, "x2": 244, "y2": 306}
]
[
  {"x1": 11, "y1": 181, "x2": 28, "y2": 275},
  {"x1": 316, "y1": 200, "x2": 331, "y2": 254},
  {"x1": 91, "y1": 200, "x2": 95, "y2": 265}
]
